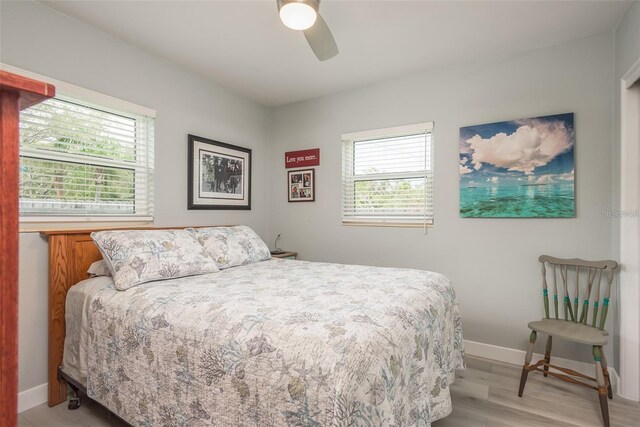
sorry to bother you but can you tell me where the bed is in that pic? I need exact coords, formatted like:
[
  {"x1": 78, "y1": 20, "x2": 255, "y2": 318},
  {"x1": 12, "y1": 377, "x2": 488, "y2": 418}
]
[{"x1": 43, "y1": 227, "x2": 464, "y2": 426}]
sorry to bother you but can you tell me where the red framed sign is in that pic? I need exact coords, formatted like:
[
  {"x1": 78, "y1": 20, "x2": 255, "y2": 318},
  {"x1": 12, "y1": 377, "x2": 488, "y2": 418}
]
[{"x1": 285, "y1": 148, "x2": 320, "y2": 168}]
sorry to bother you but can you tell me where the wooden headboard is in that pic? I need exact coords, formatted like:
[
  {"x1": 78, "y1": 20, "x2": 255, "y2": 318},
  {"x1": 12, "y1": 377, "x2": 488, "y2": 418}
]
[{"x1": 41, "y1": 225, "x2": 227, "y2": 406}]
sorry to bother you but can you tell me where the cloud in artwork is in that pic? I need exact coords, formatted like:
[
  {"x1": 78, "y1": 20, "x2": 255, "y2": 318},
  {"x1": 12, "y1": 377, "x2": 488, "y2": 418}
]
[
  {"x1": 536, "y1": 175, "x2": 554, "y2": 184},
  {"x1": 464, "y1": 119, "x2": 573, "y2": 175},
  {"x1": 557, "y1": 168, "x2": 575, "y2": 181},
  {"x1": 460, "y1": 164, "x2": 473, "y2": 175},
  {"x1": 536, "y1": 168, "x2": 575, "y2": 184}
]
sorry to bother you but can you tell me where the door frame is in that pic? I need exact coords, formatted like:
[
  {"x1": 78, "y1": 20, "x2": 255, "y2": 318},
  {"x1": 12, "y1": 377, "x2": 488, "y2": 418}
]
[{"x1": 619, "y1": 56, "x2": 640, "y2": 401}]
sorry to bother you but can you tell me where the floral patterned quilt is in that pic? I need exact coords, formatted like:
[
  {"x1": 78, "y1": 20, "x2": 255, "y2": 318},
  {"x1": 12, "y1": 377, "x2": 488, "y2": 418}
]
[{"x1": 81, "y1": 259, "x2": 464, "y2": 426}]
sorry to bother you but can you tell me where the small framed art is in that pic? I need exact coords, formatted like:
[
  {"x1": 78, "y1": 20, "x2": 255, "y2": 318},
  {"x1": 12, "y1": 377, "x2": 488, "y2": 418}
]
[
  {"x1": 187, "y1": 134, "x2": 251, "y2": 210},
  {"x1": 288, "y1": 169, "x2": 315, "y2": 202}
]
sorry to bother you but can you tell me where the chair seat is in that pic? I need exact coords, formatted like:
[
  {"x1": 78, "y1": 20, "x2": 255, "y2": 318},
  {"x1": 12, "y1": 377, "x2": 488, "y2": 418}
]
[{"x1": 528, "y1": 318, "x2": 609, "y2": 345}]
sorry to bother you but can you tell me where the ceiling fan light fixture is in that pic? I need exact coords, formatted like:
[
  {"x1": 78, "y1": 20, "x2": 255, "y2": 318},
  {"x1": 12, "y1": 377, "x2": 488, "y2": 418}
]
[{"x1": 279, "y1": 1, "x2": 318, "y2": 31}]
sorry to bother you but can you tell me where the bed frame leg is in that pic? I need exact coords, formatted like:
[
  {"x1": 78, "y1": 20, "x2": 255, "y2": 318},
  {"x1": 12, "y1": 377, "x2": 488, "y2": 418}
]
[
  {"x1": 67, "y1": 382, "x2": 81, "y2": 410},
  {"x1": 68, "y1": 397, "x2": 80, "y2": 410}
]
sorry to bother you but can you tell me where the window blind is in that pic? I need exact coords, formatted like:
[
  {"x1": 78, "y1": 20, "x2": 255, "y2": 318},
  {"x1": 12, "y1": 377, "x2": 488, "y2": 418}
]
[
  {"x1": 19, "y1": 96, "x2": 155, "y2": 219},
  {"x1": 342, "y1": 123, "x2": 434, "y2": 226}
]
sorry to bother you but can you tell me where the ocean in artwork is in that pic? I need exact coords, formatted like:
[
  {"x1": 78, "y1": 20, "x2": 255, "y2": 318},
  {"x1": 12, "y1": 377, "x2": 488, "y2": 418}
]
[
  {"x1": 460, "y1": 113, "x2": 575, "y2": 218},
  {"x1": 460, "y1": 182, "x2": 574, "y2": 217}
]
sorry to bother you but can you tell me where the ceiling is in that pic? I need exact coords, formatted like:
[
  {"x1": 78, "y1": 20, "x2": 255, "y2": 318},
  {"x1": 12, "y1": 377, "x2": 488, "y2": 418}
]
[{"x1": 40, "y1": 0, "x2": 631, "y2": 107}]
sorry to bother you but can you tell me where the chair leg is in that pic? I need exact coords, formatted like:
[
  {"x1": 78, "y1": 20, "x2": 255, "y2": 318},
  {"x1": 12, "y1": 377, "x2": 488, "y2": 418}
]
[
  {"x1": 593, "y1": 346, "x2": 610, "y2": 427},
  {"x1": 600, "y1": 350, "x2": 613, "y2": 400},
  {"x1": 518, "y1": 330, "x2": 537, "y2": 397},
  {"x1": 543, "y1": 335, "x2": 552, "y2": 377}
]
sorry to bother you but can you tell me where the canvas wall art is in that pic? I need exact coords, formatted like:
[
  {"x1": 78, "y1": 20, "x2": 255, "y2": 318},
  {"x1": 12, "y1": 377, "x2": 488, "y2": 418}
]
[{"x1": 459, "y1": 113, "x2": 575, "y2": 218}]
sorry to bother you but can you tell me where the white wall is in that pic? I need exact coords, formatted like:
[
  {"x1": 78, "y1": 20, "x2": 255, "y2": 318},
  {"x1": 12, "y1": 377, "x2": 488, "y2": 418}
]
[
  {"x1": 268, "y1": 33, "x2": 615, "y2": 364},
  {"x1": 1, "y1": 1, "x2": 271, "y2": 393}
]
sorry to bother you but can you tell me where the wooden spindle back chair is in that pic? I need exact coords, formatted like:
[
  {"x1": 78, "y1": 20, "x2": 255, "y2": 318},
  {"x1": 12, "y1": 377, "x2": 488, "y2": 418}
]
[{"x1": 518, "y1": 255, "x2": 618, "y2": 427}]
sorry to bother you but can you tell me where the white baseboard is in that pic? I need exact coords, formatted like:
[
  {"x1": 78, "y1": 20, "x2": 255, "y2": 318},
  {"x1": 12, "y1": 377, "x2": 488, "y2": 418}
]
[
  {"x1": 609, "y1": 367, "x2": 620, "y2": 396},
  {"x1": 464, "y1": 339, "x2": 620, "y2": 397},
  {"x1": 18, "y1": 383, "x2": 47, "y2": 413}
]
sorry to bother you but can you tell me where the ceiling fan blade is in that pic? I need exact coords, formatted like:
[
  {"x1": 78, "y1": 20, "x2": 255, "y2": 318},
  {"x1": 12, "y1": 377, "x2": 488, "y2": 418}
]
[{"x1": 303, "y1": 13, "x2": 338, "y2": 61}]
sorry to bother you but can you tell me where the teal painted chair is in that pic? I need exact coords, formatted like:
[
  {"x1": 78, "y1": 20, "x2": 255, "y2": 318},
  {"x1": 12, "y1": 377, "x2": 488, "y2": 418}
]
[{"x1": 518, "y1": 255, "x2": 618, "y2": 427}]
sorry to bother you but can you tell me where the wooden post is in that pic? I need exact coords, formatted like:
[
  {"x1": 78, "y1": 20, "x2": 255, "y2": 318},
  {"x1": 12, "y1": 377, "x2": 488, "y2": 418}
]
[
  {"x1": 0, "y1": 71, "x2": 54, "y2": 427},
  {"x1": 0, "y1": 83, "x2": 20, "y2": 427}
]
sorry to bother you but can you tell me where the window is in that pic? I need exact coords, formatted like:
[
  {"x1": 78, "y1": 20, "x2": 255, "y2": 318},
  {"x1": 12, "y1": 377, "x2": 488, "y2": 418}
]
[
  {"x1": 18, "y1": 87, "x2": 155, "y2": 222},
  {"x1": 342, "y1": 122, "x2": 434, "y2": 226}
]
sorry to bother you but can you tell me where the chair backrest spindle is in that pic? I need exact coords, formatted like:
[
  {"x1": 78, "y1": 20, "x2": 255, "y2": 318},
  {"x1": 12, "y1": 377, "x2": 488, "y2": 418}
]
[
  {"x1": 538, "y1": 256, "x2": 617, "y2": 329},
  {"x1": 541, "y1": 262, "x2": 550, "y2": 319},
  {"x1": 592, "y1": 269, "x2": 603, "y2": 327},
  {"x1": 574, "y1": 266, "x2": 580, "y2": 320},
  {"x1": 599, "y1": 267, "x2": 615, "y2": 331},
  {"x1": 560, "y1": 264, "x2": 572, "y2": 321},
  {"x1": 552, "y1": 264, "x2": 559, "y2": 319},
  {"x1": 580, "y1": 268, "x2": 591, "y2": 324}
]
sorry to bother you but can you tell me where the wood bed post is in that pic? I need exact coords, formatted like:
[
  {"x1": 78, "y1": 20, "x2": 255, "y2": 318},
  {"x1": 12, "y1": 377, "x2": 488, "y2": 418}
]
[
  {"x1": 43, "y1": 231, "x2": 104, "y2": 406},
  {"x1": 48, "y1": 234, "x2": 70, "y2": 406}
]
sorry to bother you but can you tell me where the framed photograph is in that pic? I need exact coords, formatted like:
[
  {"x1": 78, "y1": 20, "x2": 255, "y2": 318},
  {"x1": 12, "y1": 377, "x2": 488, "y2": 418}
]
[
  {"x1": 459, "y1": 113, "x2": 575, "y2": 218},
  {"x1": 187, "y1": 134, "x2": 251, "y2": 210},
  {"x1": 288, "y1": 168, "x2": 315, "y2": 202}
]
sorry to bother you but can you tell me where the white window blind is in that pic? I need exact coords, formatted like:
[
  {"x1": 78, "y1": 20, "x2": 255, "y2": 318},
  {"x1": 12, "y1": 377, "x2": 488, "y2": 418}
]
[
  {"x1": 19, "y1": 95, "x2": 155, "y2": 220},
  {"x1": 342, "y1": 122, "x2": 434, "y2": 226}
]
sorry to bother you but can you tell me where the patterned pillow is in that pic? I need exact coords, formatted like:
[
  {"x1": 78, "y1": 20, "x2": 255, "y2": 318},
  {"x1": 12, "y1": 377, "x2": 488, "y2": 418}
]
[
  {"x1": 189, "y1": 226, "x2": 271, "y2": 269},
  {"x1": 91, "y1": 229, "x2": 220, "y2": 290}
]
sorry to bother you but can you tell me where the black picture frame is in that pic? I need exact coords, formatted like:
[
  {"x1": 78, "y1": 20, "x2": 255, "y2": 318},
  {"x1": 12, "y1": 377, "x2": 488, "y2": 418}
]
[
  {"x1": 288, "y1": 168, "x2": 315, "y2": 202},
  {"x1": 187, "y1": 134, "x2": 251, "y2": 210}
]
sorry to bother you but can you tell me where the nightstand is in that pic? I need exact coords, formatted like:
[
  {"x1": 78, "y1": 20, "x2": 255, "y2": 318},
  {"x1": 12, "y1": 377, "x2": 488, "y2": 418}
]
[{"x1": 271, "y1": 251, "x2": 298, "y2": 260}]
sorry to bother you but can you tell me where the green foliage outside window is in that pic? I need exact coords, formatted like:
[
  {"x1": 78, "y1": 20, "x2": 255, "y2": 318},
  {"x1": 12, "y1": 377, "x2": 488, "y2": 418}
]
[
  {"x1": 19, "y1": 99, "x2": 137, "y2": 213},
  {"x1": 353, "y1": 174, "x2": 426, "y2": 216}
]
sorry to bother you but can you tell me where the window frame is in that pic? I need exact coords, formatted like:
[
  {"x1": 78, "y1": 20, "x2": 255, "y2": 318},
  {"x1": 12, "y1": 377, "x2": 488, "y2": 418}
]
[
  {"x1": 341, "y1": 122, "x2": 434, "y2": 228},
  {"x1": 4, "y1": 64, "x2": 156, "y2": 227}
]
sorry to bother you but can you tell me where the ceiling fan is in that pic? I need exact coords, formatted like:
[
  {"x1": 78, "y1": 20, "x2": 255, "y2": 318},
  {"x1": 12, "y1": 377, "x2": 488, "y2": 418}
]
[{"x1": 277, "y1": 0, "x2": 339, "y2": 61}]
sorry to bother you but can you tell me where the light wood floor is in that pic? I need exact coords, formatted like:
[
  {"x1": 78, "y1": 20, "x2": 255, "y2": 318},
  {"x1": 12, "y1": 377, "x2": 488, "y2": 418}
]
[{"x1": 18, "y1": 356, "x2": 640, "y2": 427}]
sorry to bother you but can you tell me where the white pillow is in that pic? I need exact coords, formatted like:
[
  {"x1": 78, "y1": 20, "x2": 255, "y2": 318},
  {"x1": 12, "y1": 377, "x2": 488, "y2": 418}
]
[
  {"x1": 91, "y1": 229, "x2": 220, "y2": 290},
  {"x1": 189, "y1": 226, "x2": 271, "y2": 269},
  {"x1": 87, "y1": 260, "x2": 112, "y2": 277}
]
